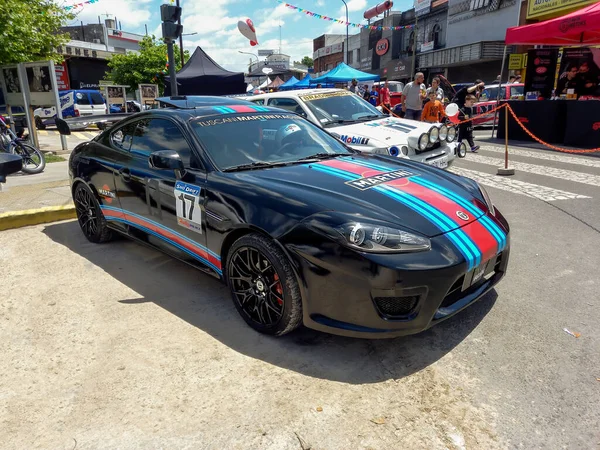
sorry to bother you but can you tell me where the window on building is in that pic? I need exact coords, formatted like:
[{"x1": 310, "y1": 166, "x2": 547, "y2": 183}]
[
  {"x1": 431, "y1": 24, "x2": 442, "y2": 48},
  {"x1": 356, "y1": 48, "x2": 360, "y2": 62},
  {"x1": 348, "y1": 51, "x2": 353, "y2": 65},
  {"x1": 470, "y1": 0, "x2": 490, "y2": 10}
]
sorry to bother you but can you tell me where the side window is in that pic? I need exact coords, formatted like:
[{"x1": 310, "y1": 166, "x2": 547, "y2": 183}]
[
  {"x1": 130, "y1": 118, "x2": 198, "y2": 168},
  {"x1": 90, "y1": 92, "x2": 105, "y2": 105},
  {"x1": 110, "y1": 121, "x2": 137, "y2": 151},
  {"x1": 250, "y1": 99, "x2": 265, "y2": 105},
  {"x1": 267, "y1": 98, "x2": 306, "y2": 117},
  {"x1": 75, "y1": 92, "x2": 91, "y2": 105}
]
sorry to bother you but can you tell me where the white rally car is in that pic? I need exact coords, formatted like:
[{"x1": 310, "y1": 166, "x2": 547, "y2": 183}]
[{"x1": 244, "y1": 88, "x2": 465, "y2": 169}]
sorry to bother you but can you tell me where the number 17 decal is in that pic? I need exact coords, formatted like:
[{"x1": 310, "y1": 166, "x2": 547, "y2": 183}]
[{"x1": 174, "y1": 181, "x2": 203, "y2": 234}]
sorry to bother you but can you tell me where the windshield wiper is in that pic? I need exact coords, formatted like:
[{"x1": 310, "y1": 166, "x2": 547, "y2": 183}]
[
  {"x1": 357, "y1": 114, "x2": 383, "y2": 121},
  {"x1": 296, "y1": 152, "x2": 349, "y2": 161},
  {"x1": 222, "y1": 161, "x2": 290, "y2": 172}
]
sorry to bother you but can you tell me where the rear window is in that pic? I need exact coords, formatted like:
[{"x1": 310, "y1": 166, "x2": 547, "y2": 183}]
[
  {"x1": 90, "y1": 93, "x2": 105, "y2": 105},
  {"x1": 74, "y1": 92, "x2": 90, "y2": 105}
]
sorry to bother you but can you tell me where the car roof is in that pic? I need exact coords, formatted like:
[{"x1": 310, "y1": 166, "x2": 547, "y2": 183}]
[
  {"x1": 155, "y1": 95, "x2": 257, "y2": 109},
  {"x1": 141, "y1": 102, "x2": 287, "y2": 120}
]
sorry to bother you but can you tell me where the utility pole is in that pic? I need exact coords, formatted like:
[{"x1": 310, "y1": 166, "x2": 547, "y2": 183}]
[{"x1": 341, "y1": 0, "x2": 349, "y2": 63}]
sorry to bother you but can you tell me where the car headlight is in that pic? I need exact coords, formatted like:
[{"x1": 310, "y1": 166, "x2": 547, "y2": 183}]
[
  {"x1": 439, "y1": 125, "x2": 448, "y2": 141},
  {"x1": 447, "y1": 126, "x2": 457, "y2": 142},
  {"x1": 418, "y1": 133, "x2": 429, "y2": 150},
  {"x1": 428, "y1": 126, "x2": 439, "y2": 144},
  {"x1": 478, "y1": 184, "x2": 495, "y2": 215},
  {"x1": 339, "y1": 222, "x2": 431, "y2": 253}
]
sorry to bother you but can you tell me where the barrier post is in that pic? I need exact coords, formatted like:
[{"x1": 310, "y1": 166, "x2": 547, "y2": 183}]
[{"x1": 497, "y1": 105, "x2": 515, "y2": 176}]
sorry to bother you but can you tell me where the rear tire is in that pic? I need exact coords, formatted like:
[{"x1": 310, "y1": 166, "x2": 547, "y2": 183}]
[
  {"x1": 73, "y1": 183, "x2": 114, "y2": 243},
  {"x1": 15, "y1": 143, "x2": 45, "y2": 174},
  {"x1": 34, "y1": 116, "x2": 46, "y2": 130},
  {"x1": 225, "y1": 233, "x2": 302, "y2": 336}
]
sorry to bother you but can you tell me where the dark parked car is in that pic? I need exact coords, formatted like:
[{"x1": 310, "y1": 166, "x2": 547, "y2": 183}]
[{"x1": 63, "y1": 96, "x2": 510, "y2": 338}]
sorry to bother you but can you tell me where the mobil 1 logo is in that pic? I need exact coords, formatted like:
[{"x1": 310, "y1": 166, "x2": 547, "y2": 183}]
[{"x1": 174, "y1": 181, "x2": 203, "y2": 234}]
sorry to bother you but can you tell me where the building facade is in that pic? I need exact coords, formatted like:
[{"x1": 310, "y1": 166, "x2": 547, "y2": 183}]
[
  {"x1": 313, "y1": 34, "x2": 345, "y2": 75},
  {"x1": 56, "y1": 19, "x2": 144, "y2": 90}
]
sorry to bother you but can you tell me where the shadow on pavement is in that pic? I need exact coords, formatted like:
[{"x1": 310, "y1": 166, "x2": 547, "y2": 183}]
[{"x1": 44, "y1": 220, "x2": 497, "y2": 385}]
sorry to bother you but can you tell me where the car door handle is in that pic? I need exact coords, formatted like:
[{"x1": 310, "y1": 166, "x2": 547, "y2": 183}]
[{"x1": 118, "y1": 167, "x2": 131, "y2": 181}]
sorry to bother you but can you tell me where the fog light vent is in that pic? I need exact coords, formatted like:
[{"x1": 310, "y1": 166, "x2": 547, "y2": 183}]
[{"x1": 373, "y1": 296, "x2": 419, "y2": 317}]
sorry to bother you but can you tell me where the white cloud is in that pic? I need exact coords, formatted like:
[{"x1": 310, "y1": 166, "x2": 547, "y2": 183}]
[
  {"x1": 65, "y1": 0, "x2": 153, "y2": 31},
  {"x1": 340, "y1": 0, "x2": 367, "y2": 14}
]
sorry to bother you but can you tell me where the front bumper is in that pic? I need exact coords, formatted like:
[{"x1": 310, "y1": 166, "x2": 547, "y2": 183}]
[{"x1": 281, "y1": 210, "x2": 510, "y2": 339}]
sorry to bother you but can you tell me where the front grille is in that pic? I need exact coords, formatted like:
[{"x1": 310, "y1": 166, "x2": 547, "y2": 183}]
[
  {"x1": 374, "y1": 296, "x2": 419, "y2": 318},
  {"x1": 415, "y1": 141, "x2": 441, "y2": 154}
]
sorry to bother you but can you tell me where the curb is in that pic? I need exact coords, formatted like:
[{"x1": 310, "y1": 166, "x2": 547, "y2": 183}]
[{"x1": 0, "y1": 205, "x2": 76, "y2": 231}]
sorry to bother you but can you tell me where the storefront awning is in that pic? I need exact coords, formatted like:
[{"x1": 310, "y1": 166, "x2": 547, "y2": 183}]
[{"x1": 505, "y1": 2, "x2": 600, "y2": 45}]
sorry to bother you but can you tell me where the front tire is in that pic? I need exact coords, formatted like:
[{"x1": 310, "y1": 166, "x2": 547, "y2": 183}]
[
  {"x1": 73, "y1": 183, "x2": 114, "y2": 243},
  {"x1": 226, "y1": 233, "x2": 302, "y2": 336},
  {"x1": 15, "y1": 143, "x2": 45, "y2": 174}
]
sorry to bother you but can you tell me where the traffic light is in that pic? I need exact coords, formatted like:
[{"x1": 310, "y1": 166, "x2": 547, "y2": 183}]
[{"x1": 160, "y1": 4, "x2": 183, "y2": 41}]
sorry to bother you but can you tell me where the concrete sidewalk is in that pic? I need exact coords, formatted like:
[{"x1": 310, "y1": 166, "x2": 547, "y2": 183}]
[{"x1": 0, "y1": 161, "x2": 71, "y2": 213}]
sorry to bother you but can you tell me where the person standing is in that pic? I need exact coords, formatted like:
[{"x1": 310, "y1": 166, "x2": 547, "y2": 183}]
[
  {"x1": 348, "y1": 78, "x2": 359, "y2": 94},
  {"x1": 426, "y1": 77, "x2": 444, "y2": 101},
  {"x1": 401, "y1": 72, "x2": 426, "y2": 121},
  {"x1": 458, "y1": 94, "x2": 479, "y2": 153},
  {"x1": 421, "y1": 91, "x2": 445, "y2": 123},
  {"x1": 380, "y1": 79, "x2": 391, "y2": 115},
  {"x1": 452, "y1": 79, "x2": 485, "y2": 108}
]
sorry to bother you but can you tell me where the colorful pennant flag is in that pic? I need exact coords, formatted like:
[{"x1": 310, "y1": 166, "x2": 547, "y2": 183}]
[
  {"x1": 276, "y1": 1, "x2": 414, "y2": 31},
  {"x1": 64, "y1": 0, "x2": 99, "y2": 11}
]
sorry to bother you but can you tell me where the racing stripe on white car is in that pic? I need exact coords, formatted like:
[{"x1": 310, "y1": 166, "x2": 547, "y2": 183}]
[{"x1": 449, "y1": 167, "x2": 591, "y2": 201}]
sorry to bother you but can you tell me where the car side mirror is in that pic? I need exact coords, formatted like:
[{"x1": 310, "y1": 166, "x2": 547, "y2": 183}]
[
  {"x1": 149, "y1": 150, "x2": 184, "y2": 173},
  {"x1": 55, "y1": 118, "x2": 71, "y2": 135}
]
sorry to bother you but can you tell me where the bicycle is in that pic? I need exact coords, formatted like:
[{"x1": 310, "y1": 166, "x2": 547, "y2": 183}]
[{"x1": 0, "y1": 115, "x2": 46, "y2": 174}]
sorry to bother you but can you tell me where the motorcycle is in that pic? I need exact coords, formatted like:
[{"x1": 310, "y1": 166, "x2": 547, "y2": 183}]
[{"x1": 0, "y1": 116, "x2": 45, "y2": 175}]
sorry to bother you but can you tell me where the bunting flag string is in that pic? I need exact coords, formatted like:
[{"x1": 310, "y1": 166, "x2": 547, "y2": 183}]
[
  {"x1": 276, "y1": 1, "x2": 413, "y2": 31},
  {"x1": 64, "y1": 0, "x2": 99, "y2": 11}
]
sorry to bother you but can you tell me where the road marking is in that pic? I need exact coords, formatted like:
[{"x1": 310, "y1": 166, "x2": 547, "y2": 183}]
[
  {"x1": 37, "y1": 130, "x2": 48, "y2": 136},
  {"x1": 465, "y1": 155, "x2": 600, "y2": 187},
  {"x1": 450, "y1": 167, "x2": 591, "y2": 202},
  {"x1": 480, "y1": 145, "x2": 600, "y2": 169},
  {"x1": 72, "y1": 132, "x2": 89, "y2": 139}
]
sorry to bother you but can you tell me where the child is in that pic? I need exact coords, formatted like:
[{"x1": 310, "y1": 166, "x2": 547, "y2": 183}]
[
  {"x1": 421, "y1": 91, "x2": 445, "y2": 123},
  {"x1": 458, "y1": 94, "x2": 479, "y2": 152}
]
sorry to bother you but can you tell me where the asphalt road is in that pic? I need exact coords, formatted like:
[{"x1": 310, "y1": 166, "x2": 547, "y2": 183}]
[{"x1": 1, "y1": 144, "x2": 599, "y2": 449}]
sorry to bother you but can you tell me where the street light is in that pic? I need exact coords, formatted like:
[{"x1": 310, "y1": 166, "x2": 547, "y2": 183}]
[
  {"x1": 341, "y1": 0, "x2": 349, "y2": 64},
  {"x1": 239, "y1": 51, "x2": 261, "y2": 88}
]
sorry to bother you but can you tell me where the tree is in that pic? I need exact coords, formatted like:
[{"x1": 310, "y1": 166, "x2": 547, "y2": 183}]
[
  {"x1": 0, "y1": 0, "x2": 74, "y2": 64},
  {"x1": 301, "y1": 56, "x2": 314, "y2": 68},
  {"x1": 104, "y1": 36, "x2": 190, "y2": 94}
]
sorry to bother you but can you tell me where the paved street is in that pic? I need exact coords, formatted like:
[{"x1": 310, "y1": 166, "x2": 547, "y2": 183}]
[{"x1": 1, "y1": 144, "x2": 599, "y2": 449}]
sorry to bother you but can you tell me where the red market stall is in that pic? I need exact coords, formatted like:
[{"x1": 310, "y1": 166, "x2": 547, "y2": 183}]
[{"x1": 498, "y1": 2, "x2": 600, "y2": 148}]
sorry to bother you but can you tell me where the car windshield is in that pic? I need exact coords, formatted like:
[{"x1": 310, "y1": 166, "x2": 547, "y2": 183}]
[
  {"x1": 299, "y1": 91, "x2": 385, "y2": 127},
  {"x1": 191, "y1": 112, "x2": 352, "y2": 171}
]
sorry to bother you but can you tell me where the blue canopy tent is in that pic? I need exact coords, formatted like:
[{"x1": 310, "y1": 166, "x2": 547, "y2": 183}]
[
  {"x1": 278, "y1": 76, "x2": 299, "y2": 91},
  {"x1": 311, "y1": 63, "x2": 379, "y2": 84},
  {"x1": 288, "y1": 74, "x2": 334, "y2": 90}
]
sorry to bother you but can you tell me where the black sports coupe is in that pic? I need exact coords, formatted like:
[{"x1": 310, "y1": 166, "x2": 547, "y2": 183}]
[{"x1": 65, "y1": 96, "x2": 510, "y2": 338}]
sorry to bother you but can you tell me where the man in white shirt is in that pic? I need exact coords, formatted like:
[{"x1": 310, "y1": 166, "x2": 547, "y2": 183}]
[{"x1": 401, "y1": 72, "x2": 427, "y2": 121}]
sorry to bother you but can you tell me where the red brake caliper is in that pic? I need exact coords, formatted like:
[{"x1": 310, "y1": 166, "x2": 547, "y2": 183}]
[{"x1": 273, "y1": 273, "x2": 283, "y2": 305}]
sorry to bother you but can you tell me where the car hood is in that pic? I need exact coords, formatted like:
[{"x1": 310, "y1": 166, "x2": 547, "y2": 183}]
[
  {"x1": 327, "y1": 117, "x2": 437, "y2": 149},
  {"x1": 221, "y1": 154, "x2": 485, "y2": 238}
]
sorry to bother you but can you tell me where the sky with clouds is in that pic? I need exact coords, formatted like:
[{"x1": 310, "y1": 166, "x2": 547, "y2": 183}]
[{"x1": 63, "y1": 0, "x2": 413, "y2": 72}]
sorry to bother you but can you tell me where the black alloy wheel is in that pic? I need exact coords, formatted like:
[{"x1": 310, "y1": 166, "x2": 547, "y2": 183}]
[
  {"x1": 73, "y1": 183, "x2": 113, "y2": 243},
  {"x1": 226, "y1": 234, "x2": 302, "y2": 336}
]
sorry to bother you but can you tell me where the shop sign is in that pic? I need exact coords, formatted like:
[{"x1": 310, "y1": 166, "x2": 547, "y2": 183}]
[
  {"x1": 386, "y1": 58, "x2": 411, "y2": 79},
  {"x1": 526, "y1": 0, "x2": 595, "y2": 19},
  {"x1": 54, "y1": 62, "x2": 70, "y2": 90},
  {"x1": 56, "y1": 45, "x2": 113, "y2": 60},
  {"x1": 420, "y1": 41, "x2": 434, "y2": 52},
  {"x1": 360, "y1": 56, "x2": 373, "y2": 70},
  {"x1": 375, "y1": 39, "x2": 389, "y2": 56},
  {"x1": 414, "y1": 0, "x2": 431, "y2": 17},
  {"x1": 524, "y1": 48, "x2": 559, "y2": 98},
  {"x1": 508, "y1": 54, "x2": 523, "y2": 70}
]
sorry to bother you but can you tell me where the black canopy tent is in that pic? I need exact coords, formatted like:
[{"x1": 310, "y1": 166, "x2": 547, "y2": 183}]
[{"x1": 164, "y1": 47, "x2": 246, "y2": 96}]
